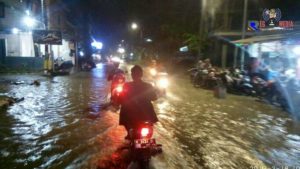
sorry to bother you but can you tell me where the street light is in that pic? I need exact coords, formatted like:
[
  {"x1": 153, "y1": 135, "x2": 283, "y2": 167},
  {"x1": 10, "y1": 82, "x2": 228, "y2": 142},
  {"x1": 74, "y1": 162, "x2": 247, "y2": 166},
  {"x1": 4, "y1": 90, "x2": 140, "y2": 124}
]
[
  {"x1": 23, "y1": 16, "x2": 36, "y2": 28},
  {"x1": 131, "y1": 22, "x2": 138, "y2": 30}
]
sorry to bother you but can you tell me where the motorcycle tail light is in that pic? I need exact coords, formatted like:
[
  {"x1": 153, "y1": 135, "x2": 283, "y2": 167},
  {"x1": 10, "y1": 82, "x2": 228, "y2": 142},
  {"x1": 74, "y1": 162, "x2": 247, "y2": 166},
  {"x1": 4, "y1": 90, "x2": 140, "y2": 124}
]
[
  {"x1": 141, "y1": 128, "x2": 151, "y2": 137},
  {"x1": 141, "y1": 127, "x2": 150, "y2": 137},
  {"x1": 116, "y1": 86, "x2": 123, "y2": 93}
]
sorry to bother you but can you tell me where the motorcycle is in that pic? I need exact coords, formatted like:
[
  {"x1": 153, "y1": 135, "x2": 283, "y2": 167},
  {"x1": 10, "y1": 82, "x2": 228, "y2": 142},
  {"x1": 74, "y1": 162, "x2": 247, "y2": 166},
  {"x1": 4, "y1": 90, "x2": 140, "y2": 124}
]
[
  {"x1": 53, "y1": 60, "x2": 73, "y2": 76},
  {"x1": 152, "y1": 72, "x2": 169, "y2": 96},
  {"x1": 110, "y1": 73, "x2": 126, "y2": 107},
  {"x1": 193, "y1": 68, "x2": 221, "y2": 89},
  {"x1": 127, "y1": 122, "x2": 162, "y2": 169},
  {"x1": 218, "y1": 69, "x2": 255, "y2": 95}
]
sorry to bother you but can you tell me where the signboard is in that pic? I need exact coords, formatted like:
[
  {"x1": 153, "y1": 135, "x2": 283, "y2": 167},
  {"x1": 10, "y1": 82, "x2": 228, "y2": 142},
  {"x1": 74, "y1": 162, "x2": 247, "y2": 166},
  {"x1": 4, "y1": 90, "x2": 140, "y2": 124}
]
[
  {"x1": 248, "y1": 8, "x2": 294, "y2": 31},
  {"x1": 33, "y1": 30, "x2": 62, "y2": 45},
  {"x1": 179, "y1": 46, "x2": 189, "y2": 52}
]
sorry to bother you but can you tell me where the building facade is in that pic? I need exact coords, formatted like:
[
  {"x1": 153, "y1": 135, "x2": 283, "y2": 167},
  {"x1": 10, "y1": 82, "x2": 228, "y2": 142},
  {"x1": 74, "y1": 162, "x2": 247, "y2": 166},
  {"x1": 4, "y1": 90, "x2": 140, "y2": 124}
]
[{"x1": 0, "y1": 0, "x2": 77, "y2": 71}]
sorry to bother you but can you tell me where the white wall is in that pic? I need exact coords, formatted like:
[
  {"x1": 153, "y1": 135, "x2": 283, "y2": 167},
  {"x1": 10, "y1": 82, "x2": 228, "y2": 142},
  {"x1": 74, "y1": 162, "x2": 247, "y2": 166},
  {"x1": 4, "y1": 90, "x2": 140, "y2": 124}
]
[{"x1": 0, "y1": 33, "x2": 35, "y2": 57}]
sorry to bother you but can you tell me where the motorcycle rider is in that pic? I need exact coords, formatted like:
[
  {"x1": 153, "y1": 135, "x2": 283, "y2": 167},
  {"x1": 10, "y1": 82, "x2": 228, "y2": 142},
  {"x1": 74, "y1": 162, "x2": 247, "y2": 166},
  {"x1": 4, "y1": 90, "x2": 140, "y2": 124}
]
[{"x1": 119, "y1": 65, "x2": 158, "y2": 139}]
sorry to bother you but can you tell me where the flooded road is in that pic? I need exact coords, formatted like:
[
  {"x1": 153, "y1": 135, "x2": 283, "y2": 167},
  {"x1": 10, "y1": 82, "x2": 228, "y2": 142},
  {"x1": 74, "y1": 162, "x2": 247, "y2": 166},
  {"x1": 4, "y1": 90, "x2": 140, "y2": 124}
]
[{"x1": 1, "y1": 64, "x2": 300, "y2": 169}]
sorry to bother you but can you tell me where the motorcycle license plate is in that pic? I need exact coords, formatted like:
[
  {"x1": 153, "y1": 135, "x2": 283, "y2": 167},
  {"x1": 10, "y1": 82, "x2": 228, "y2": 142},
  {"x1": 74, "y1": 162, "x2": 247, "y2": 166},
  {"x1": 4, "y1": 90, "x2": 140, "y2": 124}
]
[{"x1": 134, "y1": 138, "x2": 156, "y2": 148}]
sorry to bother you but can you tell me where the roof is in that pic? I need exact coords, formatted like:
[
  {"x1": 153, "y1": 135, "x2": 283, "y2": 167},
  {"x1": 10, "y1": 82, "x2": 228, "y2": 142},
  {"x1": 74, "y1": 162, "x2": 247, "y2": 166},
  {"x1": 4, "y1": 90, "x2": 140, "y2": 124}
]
[
  {"x1": 212, "y1": 23, "x2": 300, "y2": 45},
  {"x1": 233, "y1": 30, "x2": 300, "y2": 44}
]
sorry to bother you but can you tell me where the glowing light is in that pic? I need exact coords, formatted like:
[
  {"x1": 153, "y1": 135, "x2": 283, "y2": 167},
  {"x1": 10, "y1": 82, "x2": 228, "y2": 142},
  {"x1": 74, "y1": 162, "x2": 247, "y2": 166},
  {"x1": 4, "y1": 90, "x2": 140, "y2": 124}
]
[
  {"x1": 130, "y1": 53, "x2": 134, "y2": 56},
  {"x1": 12, "y1": 28, "x2": 20, "y2": 34},
  {"x1": 118, "y1": 48, "x2": 125, "y2": 54},
  {"x1": 157, "y1": 78, "x2": 169, "y2": 88},
  {"x1": 150, "y1": 68, "x2": 157, "y2": 76},
  {"x1": 91, "y1": 40, "x2": 103, "y2": 49},
  {"x1": 131, "y1": 23, "x2": 138, "y2": 30},
  {"x1": 111, "y1": 57, "x2": 121, "y2": 62},
  {"x1": 79, "y1": 51, "x2": 84, "y2": 57},
  {"x1": 23, "y1": 16, "x2": 36, "y2": 28},
  {"x1": 141, "y1": 128, "x2": 149, "y2": 137},
  {"x1": 116, "y1": 85, "x2": 123, "y2": 93},
  {"x1": 293, "y1": 46, "x2": 300, "y2": 55},
  {"x1": 146, "y1": 38, "x2": 152, "y2": 42},
  {"x1": 25, "y1": 10, "x2": 30, "y2": 16}
]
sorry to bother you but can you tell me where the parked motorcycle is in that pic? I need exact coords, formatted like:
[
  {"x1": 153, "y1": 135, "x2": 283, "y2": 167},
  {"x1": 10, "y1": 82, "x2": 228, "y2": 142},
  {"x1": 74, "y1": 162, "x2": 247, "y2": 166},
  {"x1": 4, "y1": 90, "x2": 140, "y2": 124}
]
[
  {"x1": 220, "y1": 70, "x2": 255, "y2": 96},
  {"x1": 53, "y1": 60, "x2": 73, "y2": 75},
  {"x1": 127, "y1": 122, "x2": 162, "y2": 169},
  {"x1": 193, "y1": 68, "x2": 221, "y2": 89}
]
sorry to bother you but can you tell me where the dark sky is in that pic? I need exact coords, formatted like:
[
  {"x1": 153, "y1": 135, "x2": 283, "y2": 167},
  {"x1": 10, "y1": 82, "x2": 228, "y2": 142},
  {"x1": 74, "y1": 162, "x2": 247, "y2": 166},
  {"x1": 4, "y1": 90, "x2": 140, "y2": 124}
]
[
  {"x1": 62, "y1": 0, "x2": 200, "y2": 47},
  {"x1": 62, "y1": 0, "x2": 300, "y2": 48}
]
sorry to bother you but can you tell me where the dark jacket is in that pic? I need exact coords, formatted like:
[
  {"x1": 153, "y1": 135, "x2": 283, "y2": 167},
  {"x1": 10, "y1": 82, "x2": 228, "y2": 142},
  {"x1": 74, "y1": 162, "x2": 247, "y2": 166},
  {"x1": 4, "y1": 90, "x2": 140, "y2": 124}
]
[{"x1": 119, "y1": 81, "x2": 158, "y2": 127}]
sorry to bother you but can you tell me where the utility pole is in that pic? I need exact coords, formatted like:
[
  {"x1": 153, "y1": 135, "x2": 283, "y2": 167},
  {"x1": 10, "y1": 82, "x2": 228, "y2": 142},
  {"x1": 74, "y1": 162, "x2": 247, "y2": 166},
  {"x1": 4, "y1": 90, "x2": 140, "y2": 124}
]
[
  {"x1": 41, "y1": 0, "x2": 48, "y2": 71},
  {"x1": 199, "y1": 0, "x2": 207, "y2": 59},
  {"x1": 241, "y1": 0, "x2": 248, "y2": 70}
]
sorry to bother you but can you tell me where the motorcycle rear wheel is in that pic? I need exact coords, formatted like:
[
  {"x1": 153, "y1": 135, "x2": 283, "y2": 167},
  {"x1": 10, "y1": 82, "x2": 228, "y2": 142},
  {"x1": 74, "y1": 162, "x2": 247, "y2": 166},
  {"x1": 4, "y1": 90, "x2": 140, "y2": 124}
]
[{"x1": 138, "y1": 160, "x2": 150, "y2": 169}]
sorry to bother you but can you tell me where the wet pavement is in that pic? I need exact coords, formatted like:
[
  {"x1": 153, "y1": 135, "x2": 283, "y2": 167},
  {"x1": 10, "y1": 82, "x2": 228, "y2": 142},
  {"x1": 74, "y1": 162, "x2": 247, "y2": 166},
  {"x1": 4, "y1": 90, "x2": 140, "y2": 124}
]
[{"x1": 0, "y1": 63, "x2": 300, "y2": 169}]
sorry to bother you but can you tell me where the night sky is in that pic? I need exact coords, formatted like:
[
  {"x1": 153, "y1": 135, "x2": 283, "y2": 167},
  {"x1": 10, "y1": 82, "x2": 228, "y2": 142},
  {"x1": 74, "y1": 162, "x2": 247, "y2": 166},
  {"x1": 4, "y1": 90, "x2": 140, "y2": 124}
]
[{"x1": 61, "y1": 0, "x2": 300, "y2": 49}]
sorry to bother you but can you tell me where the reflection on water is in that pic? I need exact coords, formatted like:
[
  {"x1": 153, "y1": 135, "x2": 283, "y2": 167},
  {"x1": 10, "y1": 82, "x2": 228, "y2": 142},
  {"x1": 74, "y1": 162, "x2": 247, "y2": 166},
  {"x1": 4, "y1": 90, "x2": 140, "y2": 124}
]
[
  {"x1": 0, "y1": 64, "x2": 126, "y2": 169},
  {"x1": 0, "y1": 66, "x2": 300, "y2": 169},
  {"x1": 153, "y1": 77, "x2": 300, "y2": 169}
]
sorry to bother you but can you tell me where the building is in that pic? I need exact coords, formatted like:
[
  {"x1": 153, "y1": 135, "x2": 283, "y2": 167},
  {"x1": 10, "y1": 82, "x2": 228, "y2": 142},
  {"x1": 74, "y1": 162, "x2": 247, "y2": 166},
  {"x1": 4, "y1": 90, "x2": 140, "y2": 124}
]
[
  {"x1": 0, "y1": 0, "x2": 43, "y2": 70},
  {"x1": 0, "y1": 0, "x2": 78, "y2": 71}
]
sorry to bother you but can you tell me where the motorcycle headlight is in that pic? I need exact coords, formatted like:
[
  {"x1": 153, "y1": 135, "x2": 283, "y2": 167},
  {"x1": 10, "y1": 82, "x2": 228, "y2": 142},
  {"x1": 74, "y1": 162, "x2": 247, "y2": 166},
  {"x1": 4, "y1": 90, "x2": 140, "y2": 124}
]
[
  {"x1": 157, "y1": 78, "x2": 169, "y2": 88},
  {"x1": 150, "y1": 68, "x2": 157, "y2": 76}
]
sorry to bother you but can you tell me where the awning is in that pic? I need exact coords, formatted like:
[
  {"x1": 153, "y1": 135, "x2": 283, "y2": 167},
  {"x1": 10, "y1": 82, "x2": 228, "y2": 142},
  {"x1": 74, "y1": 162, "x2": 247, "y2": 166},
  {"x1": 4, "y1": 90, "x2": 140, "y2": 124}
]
[
  {"x1": 233, "y1": 31, "x2": 300, "y2": 44},
  {"x1": 212, "y1": 23, "x2": 300, "y2": 45}
]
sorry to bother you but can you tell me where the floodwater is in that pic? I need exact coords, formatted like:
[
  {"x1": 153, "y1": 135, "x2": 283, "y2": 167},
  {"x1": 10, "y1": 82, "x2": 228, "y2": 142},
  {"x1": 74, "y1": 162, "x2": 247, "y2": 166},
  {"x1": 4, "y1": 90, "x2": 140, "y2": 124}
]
[{"x1": 0, "y1": 63, "x2": 300, "y2": 169}]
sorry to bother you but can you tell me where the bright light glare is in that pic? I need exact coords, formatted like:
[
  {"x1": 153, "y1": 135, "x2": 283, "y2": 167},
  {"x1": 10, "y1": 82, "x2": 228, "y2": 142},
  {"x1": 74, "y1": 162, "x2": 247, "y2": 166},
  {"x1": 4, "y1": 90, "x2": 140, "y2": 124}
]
[
  {"x1": 111, "y1": 57, "x2": 121, "y2": 62},
  {"x1": 116, "y1": 86, "x2": 123, "y2": 93},
  {"x1": 150, "y1": 68, "x2": 157, "y2": 76},
  {"x1": 23, "y1": 16, "x2": 36, "y2": 28},
  {"x1": 293, "y1": 46, "x2": 300, "y2": 55},
  {"x1": 12, "y1": 28, "x2": 19, "y2": 34},
  {"x1": 91, "y1": 40, "x2": 103, "y2": 49},
  {"x1": 118, "y1": 48, "x2": 125, "y2": 54},
  {"x1": 130, "y1": 53, "x2": 134, "y2": 56},
  {"x1": 131, "y1": 23, "x2": 138, "y2": 30},
  {"x1": 146, "y1": 38, "x2": 152, "y2": 42},
  {"x1": 141, "y1": 128, "x2": 149, "y2": 137},
  {"x1": 157, "y1": 78, "x2": 169, "y2": 88},
  {"x1": 25, "y1": 10, "x2": 30, "y2": 16},
  {"x1": 79, "y1": 51, "x2": 84, "y2": 56}
]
